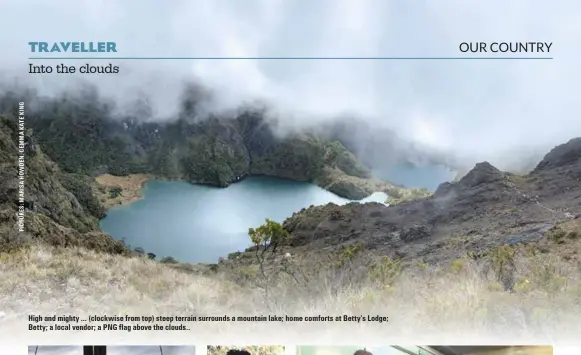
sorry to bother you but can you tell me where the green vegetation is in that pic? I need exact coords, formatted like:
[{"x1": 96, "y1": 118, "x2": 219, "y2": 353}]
[
  {"x1": 108, "y1": 186, "x2": 123, "y2": 198},
  {"x1": 250, "y1": 134, "x2": 328, "y2": 181},
  {"x1": 248, "y1": 218, "x2": 290, "y2": 253},
  {"x1": 0, "y1": 114, "x2": 128, "y2": 253},
  {"x1": 234, "y1": 218, "x2": 581, "y2": 304},
  {"x1": 3, "y1": 92, "x2": 580, "y2": 337},
  {"x1": 323, "y1": 140, "x2": 370, "y2": 178},
  {"x1": 336, "y1": 242, "x2": 364, "y2": 267},
  {"x1": 450, "y1": 258, "x2": 466, "y2": 273},
  {"x1": 548, "y1": 224, "x2": 579, "y2": 243},
  {"x1": 386, "y1": 186, "x2": 433, "y2": 205},
  {"x1": 181, "y1": 132, "x2": 247, "y2": 186},
  {"x1": 57, "y1": 172, "x2": 107, "y2": 219},
  {"x1": 30, "y1": 96, "x2": 148, "y2": 175},
  {"x1": 20, "y1": 93, "x2": 392, "y2": 199},
  {"x1": 368, "y1": 255, "x2": 403, "y2": 287},
  {"x1": 160, "y1": 256, "x2": 178, "y2": 264}
]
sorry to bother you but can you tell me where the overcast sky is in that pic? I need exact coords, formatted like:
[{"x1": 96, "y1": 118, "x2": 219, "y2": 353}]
[{"x1": 1, "y1": 0, "x2": 580, "y2": 165}]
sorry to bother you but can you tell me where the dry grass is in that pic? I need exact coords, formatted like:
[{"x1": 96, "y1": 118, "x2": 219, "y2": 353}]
[
  {"x1": 0, "y1": 243, "x2": 580, "y2": 343},
  {"x1": 94, "y1": 173, "x2": 154, "y2": 209}
]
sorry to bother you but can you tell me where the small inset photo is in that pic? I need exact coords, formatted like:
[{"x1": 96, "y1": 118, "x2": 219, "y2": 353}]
[
  {"x1": 297, "y1": 346, "x2": 372, "y2": 355},
  {"x1": 423, "y1": 346, "x2": 553, "y2": 355},
  {"x1": 28, "y1": 346, "x2": 196, "y2": 355},
  {"x1": 29, "y1": 346, "x2": 82, "y2": 355},
  {"x1": 107, "y1": 346, "x2": 196, "y2": 355},
  {"x1": 295, "y1": 346, "x2": 553, "y2": 355},
  {"x1": 208, "y1": 346, "x2": 285, "y2": 355}
]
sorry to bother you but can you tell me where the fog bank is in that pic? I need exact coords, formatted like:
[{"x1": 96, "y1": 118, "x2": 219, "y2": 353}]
[{"x1": 1, "y1": 0, "x2": 579, "y2": 169}]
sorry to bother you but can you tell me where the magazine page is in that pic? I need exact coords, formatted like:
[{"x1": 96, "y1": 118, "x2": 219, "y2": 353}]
[{"x1": 0, "y1": 0, "x2": 579, "y2": 354}]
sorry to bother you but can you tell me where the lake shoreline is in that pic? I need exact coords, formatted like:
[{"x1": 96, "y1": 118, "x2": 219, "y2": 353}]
[
  {"x1": 94, "y1": 172, "x2": 398, "y2": 212},
  {"x1": 94, "y1": 174, "x2": 291, "y2": 212},
  {"x1": 94, "y1": 173, "x2": 156, "y2": 210},
  {"x1": 94, "y1": 171, "x2": 434, "y2": 216},
  {"x1": 96, "y1": 174, "x2": 437, "y2": 263},
  {"x1": 98, "y1": 175, "x2": 361, "y2": 263}
]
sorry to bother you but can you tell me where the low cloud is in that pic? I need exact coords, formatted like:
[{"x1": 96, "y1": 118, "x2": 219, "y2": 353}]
[{"x1": 1, "y1": 0, "x2": 579, "y2": 168}]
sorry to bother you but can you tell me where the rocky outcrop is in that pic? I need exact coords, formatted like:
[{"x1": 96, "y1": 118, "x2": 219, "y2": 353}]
[
  {"x1": 533, "y1": 137, "x2": 581, "y2": 172},
  {"x1": 2, "y1": 104, "x2": 580, "y2": 269},
  {"x1": 528, "y1": 137, "x2": 581, "y2": 212},
  {"x1": 5, "y1": 87, "x2": 579, "y2": 269},
  {"x1": 456, "y1": 162, "x2": 504, "y2": 187},
  {"x1": 279, "y1": 139, "x2": 581, "y2": 263}
]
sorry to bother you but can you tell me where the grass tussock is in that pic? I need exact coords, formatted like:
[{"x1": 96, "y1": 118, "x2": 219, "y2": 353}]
[{"x1": 1, "y1": 242, "x2": 580, "y2": 341}]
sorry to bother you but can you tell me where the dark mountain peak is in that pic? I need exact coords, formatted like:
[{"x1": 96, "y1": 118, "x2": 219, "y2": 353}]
[
  {"x1": 434, "y1": 181, "x2": 454, "y2": 197},
  {"x1": 533, "y1": 137, "x2": 581, "y2": 173},
  {"x1": 457, "y1": 161, "x2": 504, "y2": 187}
]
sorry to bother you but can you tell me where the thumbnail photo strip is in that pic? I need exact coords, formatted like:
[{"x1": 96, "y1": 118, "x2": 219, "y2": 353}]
[
  {"x1": 207, "y1": 346, "x2": 286, "y2": 355},
  {"x1": 27, "y1": 346, "x2": 196, "y2": 355},
  {"x1": 26, "y1": 345, "x2": 558, "y2": 355},
  {"x1": 294, "y1": 346, "x2": 553, "y2": 355}
]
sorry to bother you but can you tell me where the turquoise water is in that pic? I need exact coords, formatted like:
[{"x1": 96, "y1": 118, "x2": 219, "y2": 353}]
[
  {"x1": 374, "y1": 162, "x2": 456, "y2": 190},
  {"x1": 100, "y1": 176, "x2": 388, "y2": 263},
  {"x1": 100, "y1": 164, "x2": 452, "y2": 263}
]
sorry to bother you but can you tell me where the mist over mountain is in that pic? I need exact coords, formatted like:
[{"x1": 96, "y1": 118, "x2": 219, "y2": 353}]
[
  {"x1": 2, "y1": 1, "x2": 581, "y2": 341},
  {"x1": 0, "y1": 77, "x2": 560, "y2": 180},
  {"x1": 1, "y1": 0, "x2": 579, "y2": 174},
  {"x1": 0, "y1": 81, "x2": 459, "y2": 186}
]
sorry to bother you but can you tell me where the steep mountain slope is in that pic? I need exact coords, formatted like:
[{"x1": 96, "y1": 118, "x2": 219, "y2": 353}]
[
  {"x1": 1, "y1": 102, "x2": 579, "y2": 266},
  {"x1": 1, "y1": 110, "x2": 581, "y2": 339},
  {"x1": 16, "y1": 92, "x2": 408, "y2": 200},
  {"x1": 276, "y1": 138, "x2": 581, "y2": 264},
  {"x1": 0, "y1": 114, "x2": 128, "y2": 254}
]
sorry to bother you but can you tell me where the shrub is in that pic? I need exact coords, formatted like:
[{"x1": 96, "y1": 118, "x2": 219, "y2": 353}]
[
  {"x1": 248, "y1": 219, "x2": 289, "y2": 253},
  {"x1": 160, "y1": 256, "x2": 178, "y2": 264},
  {"x1": 368, "y1": 255, "x2": 403, "y2": 287},
  {"x1": 109, "y1": 186, "x2": 123, "y2": 198}
]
